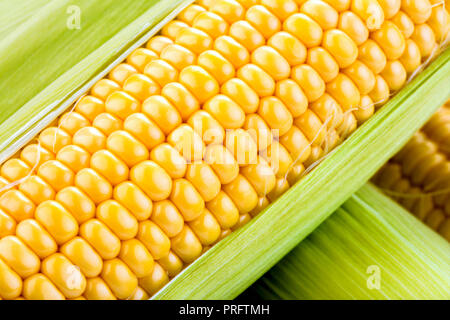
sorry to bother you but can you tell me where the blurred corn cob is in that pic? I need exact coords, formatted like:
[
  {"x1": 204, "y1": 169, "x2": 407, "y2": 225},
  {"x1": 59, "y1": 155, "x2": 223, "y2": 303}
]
[{"x1": 0, "y1": 0, "x2": 449, "y2": 300}]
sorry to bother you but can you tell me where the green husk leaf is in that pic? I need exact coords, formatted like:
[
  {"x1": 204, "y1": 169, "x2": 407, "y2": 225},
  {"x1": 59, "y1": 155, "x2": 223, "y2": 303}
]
[
  {"x1": 0, "y1": 0, "x2": 192, "y2": 163},
  {"x1": 153, "y1": 48, "x2": 450, "y2": 300},
  {"x1": 250, "y1": 183, "x2": 450, "y2": 300}
]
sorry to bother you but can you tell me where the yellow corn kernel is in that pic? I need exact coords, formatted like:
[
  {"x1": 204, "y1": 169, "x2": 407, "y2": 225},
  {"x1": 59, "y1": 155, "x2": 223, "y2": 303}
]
[
  {"x1": 35, "y1": 200, "x2": 78, "y2": 245},
  {"x1": 188, "y1": 207, "x2": 221, "y2": 245},
  {"x1": 188, "y1": 110, "x2": 225, "y2": 145},
  {"x1": 106, "y1": 130, "x2": 149, "y2": 167},
  {"x1": 354, "y1": 95, "x2": 375, "y2": 124},
  {"x1": 343, "y1": 60, "x2": 376, "y2": 95},
  {"x1": 151, "y1": 200, "x2": 184, "y2": 238},
  {"x1": 162, "y1": 83, "x2": 200, "y2": 121},
  {"x1": 261, "y1": 0, "x2": 298, "y2": 20},
  {"x1": 228, "y1": 21, "x2": 264, "y2": 54},
  {"x1": 428, "y1": 5, "x2": 450, "y2": 42},
  {"x1": 16, "y1": 219, "x2": 56, "y2": 259},
  {"x1": 217, "y1": 228, "x2": 232, "y2": 242},
  {"x1": 101, "y1": 258, "x2": 137, "y2": 300},
  {"x1": 123, "y1": 113, "x2": 164, "y2": 150},
  {"x1": 236, "y1": 0, "x2": 260, "y2": 9},
  {"x1": 23, "y1": 273, "x2": 65, "y2": 300},
  {"x1": 237, "y1": 64, "x2": 276, "y2": 98},
  {"x1": 119, "y1": 239, "x2": 154, "y2": 278},
  {"x1": 226, "y1": 128, "x2": 259, "y2": 166},
  {"x1": 211, "y1": 0, "x2": 245, "y2": 24},
  {"x1": 0, "y1": 189, "x2": 36, "y2": 222},
  {"x1": 84, "y1": 277, "x2": 116, "y2": 300},
  {"x1": 41, "y1": 253, "x2": 86, "y2": 299},
  {"x1": 244, "y1": 114, "x2": 273, "y2": 151},
  {"x1": 258, "y1": 96, "x2": 293, "y2": 137},
  {"x1": 369, "y1": 75, "x2": 390, "y2": 106},
  {"x1": 294, "y1": 109, "x2": 327, "y2": 146},
  {"x1": 55, "y1": 187, "x2": 94, "y2": 224},
  {"x1": 411, "y1": 23, "x2": 437, "y2": 58},
  {"x1": 170, "y1": 178, "x2": 205, "y2": 221},
  {"x1": 380, "y1": 60, "x2": 407, "y2": 91},
  {"x1": 213, "y1": 35, "x2": 250, "y2": 70},
  {"x1": 74, "y1": 95, "x2": 105, "y2": 122},
  {"x1": 108, "y1": 63, "x2": 138, "y2": 86},
  {"x1": 306, "y1": 47, "x2": 339, "y2": 83},
  {"x1": 123, "y1": 74, "x2": 161, "y2": 102},
  {"x1": 280, "y1": 126, "x2": 312, "y2": 163},
  {"x1": 223, "y1": 174, "x2": 258, "y2": 213},
  {"x1": 56, "y1": 145, "x2": 90, "y2": 173},
  {"x1": 267, "y1": 31, "x2": 307, "y2": 66},
  {"x1": 80, "y1": 219, "x2": 121, "y2": 260},
  {"x1": 251, "y1": 46, "x2": 290, "y2": 81},
  {"x1": 310, "y1": 93, "x2": 344, "y2": 128},
  {"x1": 90, "y1": 150, "x2": 128, "y2": 186},
  {"x1": 338, "y1": 11, "x2": 369, "y2": 46},
  {"x1": 144, "y1": 59, "x2": 179, "y2": 88},
  {"x1": 148, "y1": 144, "x2": 186, "y2": 180},
  {"x1": 241, "y1": 157, "x2": 276, "y2": 196},
  {"x1": 18, "y1": 175, "x2": 55, "y2": 205},
  {"x1": 0, "y1": 236, "x2": 40, "y2": 278},
  {"x1": 221, "y1": 78, "x2": 259, "y2": 115},
  {"x1": 275, "y1": 79, "x2": 308, "y2": 118},
  {"x1": 198, "y1": 50, "x2": 235, "y2": 85},
  {"x1": 301, "y1": 0, "x2": 339, "y2": 30},
  {"x1": 162, "y1": 20, "x2": 189, "y2": 40},
  {"x1": 38, "y1": 127, "x2": 71, "y2": 153},
  {"x1": 231, "y1": 213, "x2": 252, "y2": 230},
  {"x1": 351, "y1": 0, "x2": 385, "y2": 30},
  {"x1": 158, "y1": 251, "x2": 183, "y2": 278},
  {"x1": 287, "y1": 163, "x2": 306, "y2": 185},
  {"x1": 371, "y1": 21, "x2": 406, "y2": 60},
  {"x1": 72, "y1": 126, "x2": 107, "y2": 154},
  {"x1": 401, "y1": 0, "x2": 432, "y2": 24},
  {"x1": 90, "y1": 79, "x2": 121, "y2": 101},
  {"x1": 179, "y1": 65, "x2": 219, "y2": 104},
  {"x1": 92, "y1": 112, "x2": 123, "y2": 136},
  {"x1": 261, "y1": 140, "x2": 294, "y2": 178},
  {"x1": 171, "y1": 225, "x2": 202, "y2": 263},
  {"x1": 304, "y1": 143, "x2": 325, "y2": 167},
  {"x1": 138, "y1": 220, "x2": 171, "y2": 260},
  {"x1": 138, "y1": 262, "x2": 169, "y2": 296},
  {"x1": 126, "y1": 47, "x2": 158, "y2": 72},
  {"x1": 267, "y1": 178, "x2": 290, "y2": 201},
  {"x1": 75, "y1": 168, "x2": 112, "y2": 204},
  {"x1": 204, "y1": 144, "x2": 239, "y2": 184},
  {"x1": 130, "y1": 160, "x2": 172, "y2": 201},
  {"x1": 0, "y1": 257, "x2": 22, "y2": 299},
  {"x1": 337, "y1": 111, "x2": 358, "y2": 138},
  {"x1": 178, "y1": 4, "x2": 206, "y2": 25},
  {"x1": 204, "y1": 94, "x2": 245, "y2": 129},
  {"x1": 146, "y1": 35, "x2": 173, "y2": 54},
  {"x1": 249, "y1": 195, "x2": 270, "y2": 217},
  {"x1": 283, "y1": 13, "x2": 323, "y2": 48},
  {"x1": 185, "y1": 162, "x2": 220, "y2": 202},
  {"x1": 206, "y1": 191, "x2": 239, "y2": 229},
  {"x1": 160, "y1": 44, "x2": 196, "y2": 71},
  {"x1": 58, "y1": 112, "x2": 90, "y2": 136},
  {"x1": 358, "y1": 39, "x2": 387, "y2": 74},
  {"x1": 0, "y1": 209, "x2": 15, "y2": 237},
  {"x1": 129, "y1": 286, "x2": 150, "y2": 300},
  {"x1": 0, "y1": 176, "x2": 11, "y2": 197},
  {"x1": 104, "y1": 91, "x2": 140, "y2": 121},
  {"x1": 326, "y1": 73, "x2": 361, "y2": 111},
  {"x1": 322, "y1": 29, "x2": 358, "y2": 68},
  {"x1": 167, "y1": 124, "x2": 205, "y2": 162},
  {"x1": 246, "y1": 5, "x2": 281, "y2": 39},
  {"x1": 113, "y1": 182, "x2": 153, "y2": 221},
  {"x1": 378, "y1": 0, "x2": 401, "y2": 18},
  {"x1": 60, "y1": 237, "x2": 103, "y2": 278},
  {"x1": 193, "y1": 11, "x2": 229, "y2": 38},
  {"x1": 175, "y1": 27, "x2": 213, "y2": 55},
  {"x1": 96, "y1": 200, "x2": 138, "y2": 241},
  {"x1": 391, "y1": 10, "x2": 415, "y2": 39},
  {"x1": 291, "y1": 64, "x2": 325, "y2": 102},
  {"x1": 20, "y1": 144, "x2": 54, "y2": 168},
  {"x1": 1, "y1": 159, "x2": 30, "y2": 183}
]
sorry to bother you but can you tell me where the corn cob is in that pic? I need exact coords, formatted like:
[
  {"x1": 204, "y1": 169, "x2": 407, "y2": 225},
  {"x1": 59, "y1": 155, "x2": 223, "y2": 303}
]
[
  {"x1": 0, "y1": 0, "x2": 448, "y2": 300},
  {"x1": 373, "y1": 100, "x2": 450, "y2": 241}
]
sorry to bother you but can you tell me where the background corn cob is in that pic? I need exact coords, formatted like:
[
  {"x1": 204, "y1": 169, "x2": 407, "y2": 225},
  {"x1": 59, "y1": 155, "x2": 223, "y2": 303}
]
[
  {"x1": 373, "y1": 100, "x2": 450, "y2": 241},
  {"x1": 0, "y1": 0, "x2": 449, "y2": 300}
]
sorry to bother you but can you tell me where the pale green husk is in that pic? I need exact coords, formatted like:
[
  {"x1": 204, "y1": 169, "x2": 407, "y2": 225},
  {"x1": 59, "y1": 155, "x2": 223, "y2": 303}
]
[
  {"x1": 251, "y1": 183, "x2": 450, "y2": 300},
  {"x1": 153, "y1": 49, "x2": 450, "y2": 299}
]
